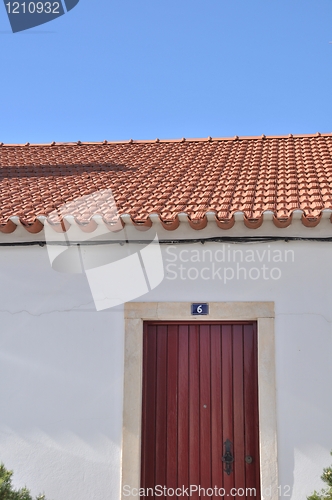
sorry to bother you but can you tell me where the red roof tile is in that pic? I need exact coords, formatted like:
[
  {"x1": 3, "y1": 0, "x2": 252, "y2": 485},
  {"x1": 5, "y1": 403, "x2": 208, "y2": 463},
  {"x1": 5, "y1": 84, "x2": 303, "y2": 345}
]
[{"x1": 1, "y1": 133, "x2": 332, "y2": 232}]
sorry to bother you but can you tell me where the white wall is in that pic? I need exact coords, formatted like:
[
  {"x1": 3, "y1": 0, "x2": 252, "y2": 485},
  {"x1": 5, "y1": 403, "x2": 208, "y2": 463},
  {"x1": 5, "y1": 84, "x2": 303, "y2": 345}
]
[
  {"x1": 0, "y1": 247, "x2": 124, "y2": 500},
  {"x1": 0, "y1": 238, "x2": 332, "y2": 499}
]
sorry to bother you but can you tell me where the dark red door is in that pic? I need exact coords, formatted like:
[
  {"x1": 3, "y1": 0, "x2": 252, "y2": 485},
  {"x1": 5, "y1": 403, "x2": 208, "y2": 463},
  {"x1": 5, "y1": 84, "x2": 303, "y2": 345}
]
[{"x1": 141, "y1": 322, "x2": 260, "y2": 500}]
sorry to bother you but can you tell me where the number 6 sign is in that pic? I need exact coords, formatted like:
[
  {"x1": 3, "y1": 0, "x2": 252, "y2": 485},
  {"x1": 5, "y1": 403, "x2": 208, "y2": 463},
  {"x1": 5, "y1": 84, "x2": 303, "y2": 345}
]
[{"x1": 191, "y1": 303, "x2": 209, "y2": 316}]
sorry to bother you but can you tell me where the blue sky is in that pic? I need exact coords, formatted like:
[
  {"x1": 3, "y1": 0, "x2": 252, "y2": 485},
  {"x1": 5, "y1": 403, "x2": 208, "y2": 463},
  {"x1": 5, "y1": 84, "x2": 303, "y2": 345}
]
[{"x1": 0, "y1": 0, "x2": 331, "y2": 143}]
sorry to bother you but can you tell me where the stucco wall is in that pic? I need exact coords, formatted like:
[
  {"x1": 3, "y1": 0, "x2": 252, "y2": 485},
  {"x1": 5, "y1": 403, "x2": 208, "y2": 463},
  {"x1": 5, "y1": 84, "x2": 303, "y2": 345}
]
[{"x1": 0, "y1": 238, "x2": 332, "y2": 499}]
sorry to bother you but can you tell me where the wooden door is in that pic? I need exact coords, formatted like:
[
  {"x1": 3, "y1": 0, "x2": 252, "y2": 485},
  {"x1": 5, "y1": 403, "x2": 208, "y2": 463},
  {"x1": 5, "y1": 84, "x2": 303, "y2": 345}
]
[{"x1": 141, "y1": 322, "x2": 260, "y2": 499}]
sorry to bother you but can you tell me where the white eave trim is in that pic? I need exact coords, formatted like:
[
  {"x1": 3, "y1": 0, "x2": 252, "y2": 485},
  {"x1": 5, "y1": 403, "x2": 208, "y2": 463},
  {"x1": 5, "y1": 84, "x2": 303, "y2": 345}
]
[{"x1": 1, "y1": 209, "x2": 332, "y2": 244}]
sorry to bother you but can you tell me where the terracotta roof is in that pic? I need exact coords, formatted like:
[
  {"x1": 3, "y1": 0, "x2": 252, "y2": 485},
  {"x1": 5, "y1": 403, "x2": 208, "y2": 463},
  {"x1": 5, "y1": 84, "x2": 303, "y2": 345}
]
[{"x1": 1, "y1": 133, "x2": 332, "y2": 233}]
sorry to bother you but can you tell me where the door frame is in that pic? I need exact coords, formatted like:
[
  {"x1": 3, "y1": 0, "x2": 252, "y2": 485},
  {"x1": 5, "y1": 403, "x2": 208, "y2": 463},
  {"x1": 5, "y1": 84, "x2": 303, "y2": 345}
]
[{"x1": 121, "y1": 302, "x2": 278, "y2": 500}]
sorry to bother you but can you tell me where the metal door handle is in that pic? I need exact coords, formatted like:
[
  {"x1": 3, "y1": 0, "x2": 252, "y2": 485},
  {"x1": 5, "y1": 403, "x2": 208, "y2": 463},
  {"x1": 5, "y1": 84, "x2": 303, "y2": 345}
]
[
  {"x1": 222, "y1": 439, "x2": 234, "y2": 475},
  {"x1": 245, "y1": 455, "x2": 253, "y2": 464}
]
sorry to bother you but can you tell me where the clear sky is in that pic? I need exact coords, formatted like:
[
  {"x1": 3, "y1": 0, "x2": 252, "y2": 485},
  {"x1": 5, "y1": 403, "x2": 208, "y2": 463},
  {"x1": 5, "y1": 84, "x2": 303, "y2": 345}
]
[{"x1": 0, "y1": 0, "x2": 331, "y2": 143}]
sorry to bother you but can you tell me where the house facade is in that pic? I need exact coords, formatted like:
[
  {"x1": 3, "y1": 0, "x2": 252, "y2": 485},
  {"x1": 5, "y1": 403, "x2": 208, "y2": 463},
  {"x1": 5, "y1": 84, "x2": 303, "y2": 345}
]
[{"x1": 0, "y1": 134, "x2": 332, "y2": 500}]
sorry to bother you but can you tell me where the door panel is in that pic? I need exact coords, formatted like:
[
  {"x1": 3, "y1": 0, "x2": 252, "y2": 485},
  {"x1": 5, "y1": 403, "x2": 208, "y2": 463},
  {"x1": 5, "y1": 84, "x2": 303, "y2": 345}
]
[
  {"x1": 178, "y1": 325, "x2": 189, "y2": 494},
  {"x1": 141, "y1": 322, "x2": 260, "y2": 499},
  {"x1": 166, "y1": 325, "x2": 178, "y2": 497},
  {"x1": 155, "y1": 326, "x2": 167, "y2": 499},
  {"x1": 210, "y1": 326, "x2": 223, "y2": 500},
  {"x1": 188, "y1": 325, "x2": 200, "y2": 500}
]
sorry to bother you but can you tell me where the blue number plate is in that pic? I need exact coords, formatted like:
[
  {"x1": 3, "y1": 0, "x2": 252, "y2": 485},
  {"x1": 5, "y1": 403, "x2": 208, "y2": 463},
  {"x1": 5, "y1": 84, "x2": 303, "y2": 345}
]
[{"x1": 191, "y1": 303, "x2": 209, "y2": 315}]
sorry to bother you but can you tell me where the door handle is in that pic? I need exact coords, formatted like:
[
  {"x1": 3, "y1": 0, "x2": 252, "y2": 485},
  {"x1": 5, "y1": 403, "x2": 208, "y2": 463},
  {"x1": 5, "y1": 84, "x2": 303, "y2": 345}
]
[{"x1": 222, "y1": 439, "x2": 234, "y2": 475}]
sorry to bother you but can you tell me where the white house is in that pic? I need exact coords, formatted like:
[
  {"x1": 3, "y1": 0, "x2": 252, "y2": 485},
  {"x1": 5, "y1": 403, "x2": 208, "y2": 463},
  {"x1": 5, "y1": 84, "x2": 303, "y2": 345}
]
[{"x1": 0, "y1": 133, "x2": 332, "y2": 500}]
